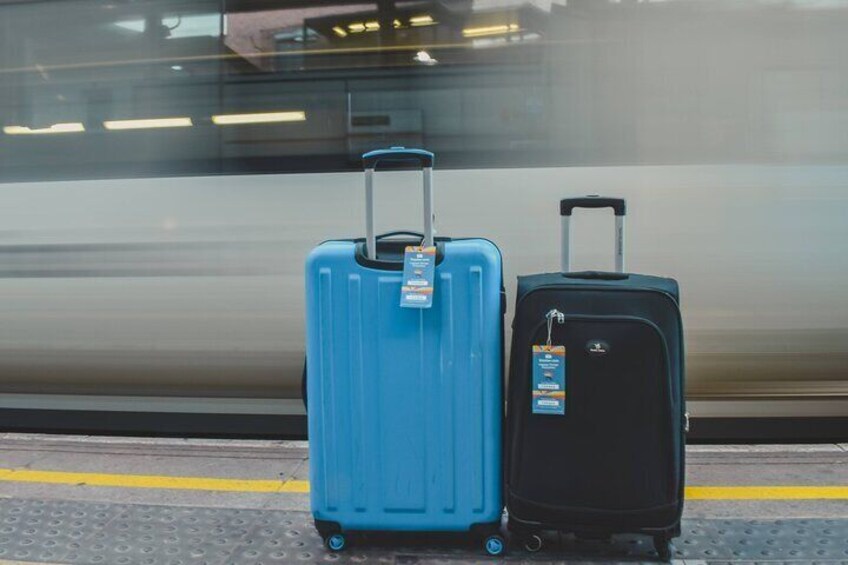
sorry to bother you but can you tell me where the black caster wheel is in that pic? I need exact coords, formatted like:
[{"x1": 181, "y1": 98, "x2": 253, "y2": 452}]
[
  {"x1": 653, "y1": 535, "x2": 671, "y2": 562},
  {"x1": 325, "y1": 532, "x2": 347, "y2": 552},
  {"x1": 522, "y1": 533, "x2": 543, "y2": 553},
  {"x1": 483, "y1": 534, "x2": 506, "y2": 556}
]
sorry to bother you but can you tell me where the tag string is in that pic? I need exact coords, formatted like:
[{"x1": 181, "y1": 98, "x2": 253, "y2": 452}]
[
  {"x1": 546, "y1": 314, "x2": 554, "y2": 348},
  {"x1": 545, "y1": 309, "x2": 564, "y2": 348}
]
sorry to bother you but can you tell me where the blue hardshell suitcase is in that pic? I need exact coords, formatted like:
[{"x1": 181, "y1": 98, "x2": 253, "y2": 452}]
[{"x1": 305, "y1": 148, "x2": 505, "y2": 554}]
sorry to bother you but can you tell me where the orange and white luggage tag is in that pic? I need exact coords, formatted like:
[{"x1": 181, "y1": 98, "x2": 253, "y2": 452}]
[
  {"x1": 400, "y1": 245, "x2": 436, "y2": 308},
  {"x1": 532, "y1": 309, "x2": 566, "y2": 415}
]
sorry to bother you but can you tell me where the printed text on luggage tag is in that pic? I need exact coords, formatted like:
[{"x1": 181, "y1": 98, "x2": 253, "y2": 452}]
[
  {"x1": 400, "y1": 246, "x2": 436, "y2": 308},
  {"x1": 532, "y1": 345, "x2": 566, "y2": 415}
]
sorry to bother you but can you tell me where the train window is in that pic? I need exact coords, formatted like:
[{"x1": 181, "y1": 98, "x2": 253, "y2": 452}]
[{"x1": 0, "y1": 0, "x2": 846, "y2": 182}]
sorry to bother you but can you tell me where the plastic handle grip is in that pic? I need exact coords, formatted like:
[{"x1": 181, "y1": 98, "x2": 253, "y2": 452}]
[
  {"x1": 375, "y1": 231, "x2": 424, "y2": 241},
  {"x1": 560, "y1": 195, "x2": 626, "y2": 273},
  {"x1": 362, "y1": 147, "x2": 434, "y2": 169},
  {"x1": 560, "y1": 196, "x2": 626, "y2": 216}
]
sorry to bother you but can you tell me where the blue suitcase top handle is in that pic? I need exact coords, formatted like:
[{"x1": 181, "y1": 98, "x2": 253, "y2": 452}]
[{"x1": 363, "y1": 147, "x2": 434, "y2": 169}]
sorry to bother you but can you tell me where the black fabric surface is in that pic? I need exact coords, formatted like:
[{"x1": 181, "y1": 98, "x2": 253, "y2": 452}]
[{"x1": 506, "y1": 271, "x2": 685, "y2": 535}]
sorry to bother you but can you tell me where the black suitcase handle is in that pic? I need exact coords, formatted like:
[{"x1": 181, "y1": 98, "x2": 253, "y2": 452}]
[
  {"x1": 560, "y1": 195, "x2": 627, "y2": 273},
  {"x1": 560, "y1": 196, "x2": 626, "y2": 217},
  {"x1": 563, "y1": 270, "x2": 629, "y2": 281},
  {"x1": 375, "y1": 230, "x2": 425, "y2": 242}
]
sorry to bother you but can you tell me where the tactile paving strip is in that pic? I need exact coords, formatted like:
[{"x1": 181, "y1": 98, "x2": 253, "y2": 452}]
[{"x1": 0, "y1": 498, "x2": 846, "y2": 564}]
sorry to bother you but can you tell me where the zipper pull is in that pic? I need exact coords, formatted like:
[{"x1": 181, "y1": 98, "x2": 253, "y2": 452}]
[{"x1": 545, "y1": 309, "x2": 565, "y2": 347}]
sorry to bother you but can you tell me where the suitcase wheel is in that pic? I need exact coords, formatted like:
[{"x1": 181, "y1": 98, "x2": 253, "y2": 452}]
[
  {"x1": 483, "y1": 534, "x2": 506, "y2": 556},
  {"x1": 652, "y1": 535, "x2": 671, "y2": 562},
  {"x1": 325, "y1": 533, "x2": 347, "y2": 552},
  {"x1": 522, "y1": 533, "x2": 543, "y2": 553}
]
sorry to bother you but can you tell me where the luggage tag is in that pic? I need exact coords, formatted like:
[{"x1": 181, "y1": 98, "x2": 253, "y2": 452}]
[
  {"x1": 400, "y1": 245, "x2": 436, "y2": 308},
  {"x1": 532, "y1": 309, "x2": 566, "y2": 415}
]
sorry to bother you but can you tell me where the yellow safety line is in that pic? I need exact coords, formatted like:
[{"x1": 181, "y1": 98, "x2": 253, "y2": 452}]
[
  {"x1": 0, "y1": 468, "x2": 846, "y2": 499},
  {"x1": 0, "y1": 561, "x2": 63, "y2": 565},
  {"x1": 685, "y1": 486, "x2": 848, "y2": 500},
  {"x1": 0, "y1": 467, "x2": 309, "y2": 493}
]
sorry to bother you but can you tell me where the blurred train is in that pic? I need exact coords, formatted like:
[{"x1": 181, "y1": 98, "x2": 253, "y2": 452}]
[{"x1": 0, "y1": 0, "x2": 846, "y2": 440}]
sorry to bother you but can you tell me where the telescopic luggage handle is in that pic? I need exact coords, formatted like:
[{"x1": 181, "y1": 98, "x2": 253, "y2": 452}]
[
  {"x1": 560, "y1": 195, "x2": 626, "y2": 273},
  {"x1": 362, "y1": 147, "x2": 435, "y2": 260}
]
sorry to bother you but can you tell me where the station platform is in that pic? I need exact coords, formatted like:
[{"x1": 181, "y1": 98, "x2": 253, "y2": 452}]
[{"x1": 0, "y1": 434, "x2": 845, "y2": 564}]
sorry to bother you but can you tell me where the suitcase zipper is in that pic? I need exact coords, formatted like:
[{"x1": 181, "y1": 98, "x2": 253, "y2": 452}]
[
  {"x1": 525, "y1": 313, "x2": 674, "y2": 409},
  {"x1": 515, "y1": 283, "x2": 679, "y2": 315}
]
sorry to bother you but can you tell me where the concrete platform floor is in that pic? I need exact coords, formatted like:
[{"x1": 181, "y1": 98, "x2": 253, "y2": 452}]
[{"x1": 0, "y1": 434, "x2": 845, "y2": 564}]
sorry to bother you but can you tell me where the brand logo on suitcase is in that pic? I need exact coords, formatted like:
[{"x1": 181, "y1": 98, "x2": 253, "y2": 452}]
[{"x1": 586, "y1": 340, "x2": 610, "y2": 356}]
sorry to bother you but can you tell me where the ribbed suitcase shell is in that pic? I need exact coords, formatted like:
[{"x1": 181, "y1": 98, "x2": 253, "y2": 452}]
[{"x1": 305, "y1": 238, "x2": 503, "y2": 532}]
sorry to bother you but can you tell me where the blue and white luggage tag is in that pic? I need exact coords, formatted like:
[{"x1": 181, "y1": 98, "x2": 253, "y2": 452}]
[
  {"x1": 400, "y1": 246, "x2": 436, "y2": 308},
  {"x1": 532, "y1": 309, "x2": 566, "y2": 415}
]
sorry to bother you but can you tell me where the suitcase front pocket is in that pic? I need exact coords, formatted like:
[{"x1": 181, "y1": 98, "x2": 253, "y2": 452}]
[{"x1": 516, "y1": 315, "x2": 676, "y2": 513}]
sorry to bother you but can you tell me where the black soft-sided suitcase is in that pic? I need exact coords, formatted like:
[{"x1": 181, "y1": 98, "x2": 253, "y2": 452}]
[{"x1": 506, "y1": 196, "x2": 685, "y2": 561}]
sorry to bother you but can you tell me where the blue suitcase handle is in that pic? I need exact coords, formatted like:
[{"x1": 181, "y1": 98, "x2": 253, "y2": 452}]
[
  {"x1": 363, "y1": 147, "x2": 434, "y2": 169},
  {"x1": 375, "y1": 230, "x2": 425, "y2": 242}
]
